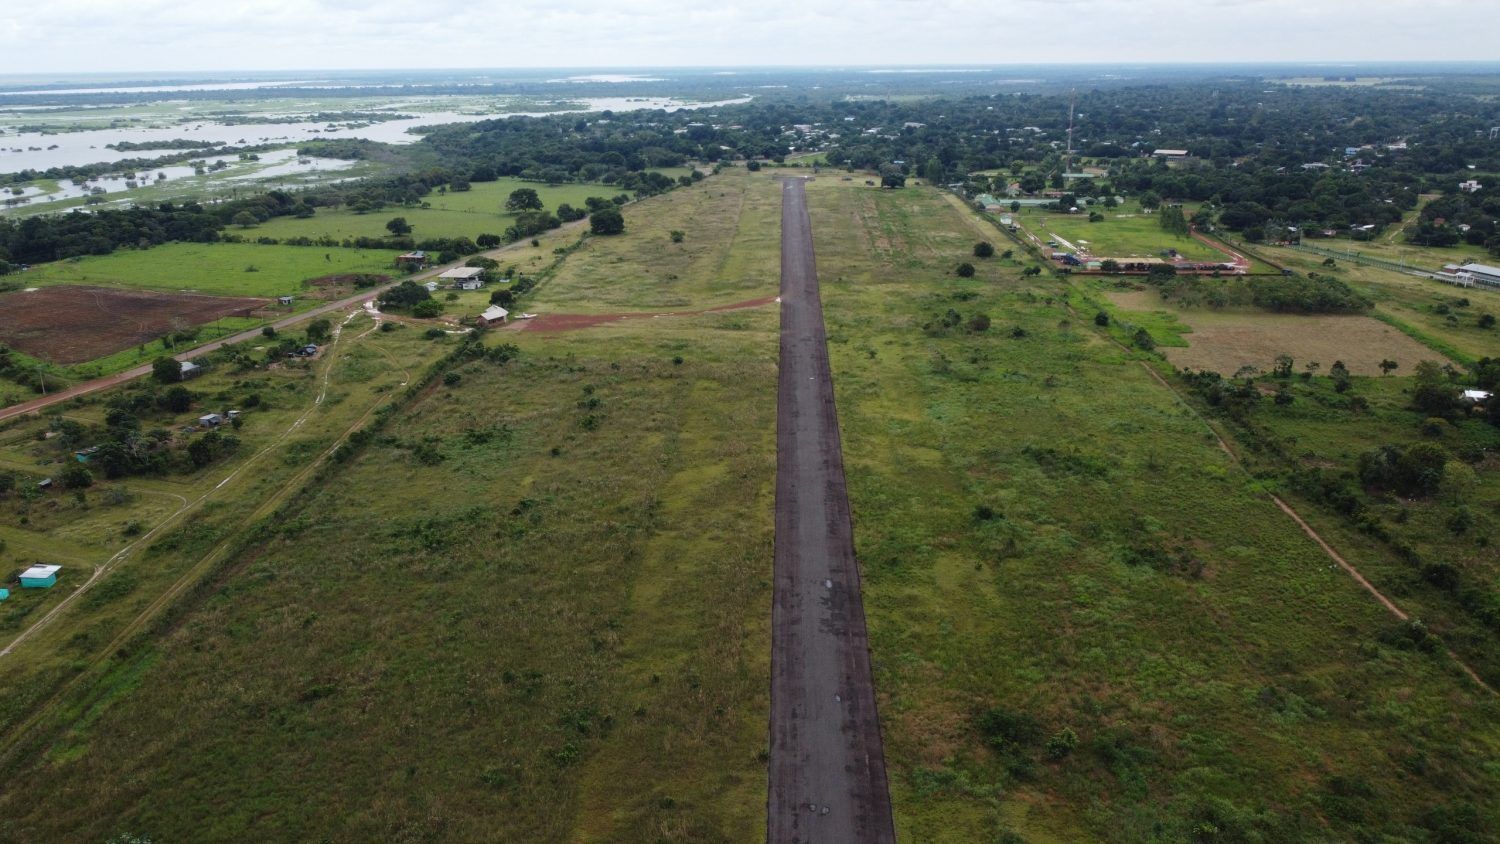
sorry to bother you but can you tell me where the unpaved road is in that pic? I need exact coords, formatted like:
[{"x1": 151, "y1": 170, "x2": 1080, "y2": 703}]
[{"x1": 767, "y1": 177, "x2": 896, "y2": 843}]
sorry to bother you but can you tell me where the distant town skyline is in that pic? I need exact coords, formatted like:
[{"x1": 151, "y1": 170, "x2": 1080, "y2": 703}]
[{"x1": 4, "y1": 0, "x2": 1498, "y2": 73}]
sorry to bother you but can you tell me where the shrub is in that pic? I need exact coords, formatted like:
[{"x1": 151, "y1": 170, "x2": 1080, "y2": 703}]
[
  {"x1": 955, "y1": 262, "x2": 976, "y2": 278},
  {"x1": 973, "y1": 241, "x2": 994, "y2": 258}
]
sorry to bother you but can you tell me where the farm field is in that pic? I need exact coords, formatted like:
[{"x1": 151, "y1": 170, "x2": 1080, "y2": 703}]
[
  {"x1": 802, "y1": 178, "x2": 1500, "y2": 842},
  {"x1": 1259, "y1": 244, "x2": 1500, "y2": 362},
  {"x1": 0, "y1": 285, "x2": 266, "y2": 365},
  {"x1": 15, "y1": 241, "x2": 401, "y2": 298},
  {"x1": 0, "y1": 172, "x2": 782, "y2": 842},
  {"x1": 1100, "y1": 289, "x2": 1449, "y2": 376}
]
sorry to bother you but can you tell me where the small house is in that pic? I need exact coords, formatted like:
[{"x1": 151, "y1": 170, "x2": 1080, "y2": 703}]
[
  {"x1": 277, "y1": 295, "x2": 294, "y2": 306},
  {"x1": 396, "y1": 251, "x2": 428, "y2": 270},
  {"x1": 36, "y1": 478, "x2": 52, "y2": 490},
  {"x1": 0, "y1": 588, "x2": 9, "y2": 601},
  {"x1": 479, "y1": 305, "x2": 509, "y2": 327},
  {"x1": 423, "y1": 280, "x2": 440, "y2": 294},
  {"x1": 227, "y1": 410, "x2": 242, "y2": 421},
  {"x1": 74, "y1": 445, "x2": 100, "y2": 463},
  {"x1": 179, "y1": 360, "x2": 202, "y2": 380},
  {"x1": 440, "y1": 267, "x2": 487, "y2": 290},
  {"x1": 199, "y1": 413, "x2": 223, "y2": 427},
  {"x1": 19, "y1": 564, "x2": 61, "y2": 589}
]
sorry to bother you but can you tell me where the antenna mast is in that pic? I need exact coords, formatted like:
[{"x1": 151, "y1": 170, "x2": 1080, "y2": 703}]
[{"x1": 1065, "y1": 88, "x2": 1077, "y2": 174}]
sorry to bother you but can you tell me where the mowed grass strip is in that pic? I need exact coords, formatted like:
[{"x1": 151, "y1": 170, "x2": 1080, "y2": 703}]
[
  {"x1": 803, "y1": 178, "x2": 1500, "y2": 842},
  {"x1": 531, "y1": 169, "x2": 780, "y2": 313},
  {"x1": 18, "y1": 242, "x2": 401, "y2": 298}
]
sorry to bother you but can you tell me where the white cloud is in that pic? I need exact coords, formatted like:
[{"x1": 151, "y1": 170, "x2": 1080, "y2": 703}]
[{"x1": 1, "y1": 0, "x2": 1497, "y2": 72}]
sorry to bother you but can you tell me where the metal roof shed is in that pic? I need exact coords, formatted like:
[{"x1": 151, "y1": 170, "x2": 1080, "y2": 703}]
[{"x1": 19, "y1": 564, "x2": 61, "y2": 588}]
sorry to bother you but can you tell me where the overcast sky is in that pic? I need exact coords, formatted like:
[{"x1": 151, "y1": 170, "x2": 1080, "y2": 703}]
[{"x1": 2, "y1": 0, "x2": 1497, "y2": 74}]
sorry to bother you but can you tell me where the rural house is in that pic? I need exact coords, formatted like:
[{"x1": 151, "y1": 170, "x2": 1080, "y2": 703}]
[
  {"x1": 395, "y1": 251, "x2": 428, "y2": 270},
  {"x1": 179, "y1": 360, "x2": 202, "y2": 380},
  {"x1": 479, "y1": 305, "x2": 509, "y2": 327},
  {"x1": 19, "y1": 564, "x2": 61, "y2": 588},
  {"x1": 199, "y1": 413, "x2": 222, "y2": 427},
  {"x1": 440, "y1": 266, "x2": 487, "y2": 290}
]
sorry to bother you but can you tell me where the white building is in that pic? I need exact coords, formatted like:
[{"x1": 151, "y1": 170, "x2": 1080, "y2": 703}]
[
  {"x1": 1459, "y1": 180, "x2": 1484, "y2": 193},
  {"x1": 478, "y1": 305, "x2": 509, "y2": 327},
  {"x1": 439, "y1": 267, "x2": 487, "y2": 290}
]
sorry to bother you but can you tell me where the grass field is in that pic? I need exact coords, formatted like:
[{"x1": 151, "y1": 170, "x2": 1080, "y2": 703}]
[
  {"x1": 1011, "y1": 201, "x2": 1225, "y2": 261},
  {"x1": 0, "y1": 171, "x2": 782, "y2": 842},
  {"x1": 16, "y1": 242, "x2": 401, "y2": 299},
  {"x1": 802, "y1": 178, "x2": 1500, "y2": 842}
]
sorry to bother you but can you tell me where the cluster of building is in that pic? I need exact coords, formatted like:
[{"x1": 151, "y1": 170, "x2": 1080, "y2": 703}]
[{"x1": 1435, "y1": 262, "x2": 1500, "y2": 290}]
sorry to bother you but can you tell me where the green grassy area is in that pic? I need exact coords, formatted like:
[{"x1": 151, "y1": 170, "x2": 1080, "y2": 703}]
[
  {"x1": 1011, "y1": 201, "x2": 1223, "y2": 261},
  {"x1": 803, "y1": 178, "x2": 1500, "y2": 842},
  {"x1": 252, "y1": 178, "x2": 613, "y2": 243},
  {"x1": 15, "y1": 242, "x2": 402, "y2": 298},
  {"x1": 528, "y1": 170, "x2": 780, "y2": 312},
  {"x1": 0, "y1": 172, "x2": 780, "y2": 842}
]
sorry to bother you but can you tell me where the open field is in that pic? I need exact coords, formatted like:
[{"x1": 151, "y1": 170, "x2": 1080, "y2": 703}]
[
  {"x1": 1101, "y1": 290, "x2": 1450, "y2": 376},
  {"x1": 0, "y1": 172, "x2": 783, "y2": 842},
  {"x1": 16, "y1": 241, "x2": 402, "y2": 298},
  {"x1": 801, "y1": 177, "x2": 1500, "y2": 841},
  {"x1": 528, "y1": 169, "x2": 780, "y2": 312},
  {"x1": 252, "y1": 178, "x2": 613, "y2": 243},
  {"x1": 0, "y1": 285, "x2": 266, "y2": 364}
]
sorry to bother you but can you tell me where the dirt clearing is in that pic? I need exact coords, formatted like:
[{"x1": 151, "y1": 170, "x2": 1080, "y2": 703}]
[{"x1": 0, "y1": 286, "x2": 267, "y2": 364}]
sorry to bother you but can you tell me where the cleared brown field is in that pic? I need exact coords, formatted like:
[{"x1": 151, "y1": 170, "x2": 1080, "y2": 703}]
[
  {"x1": 0, "y1": 285, "x2": 266, "y2": 364},
  {"x1": 1161, "y1": 311, "x2": 1448, "y2": 376}
]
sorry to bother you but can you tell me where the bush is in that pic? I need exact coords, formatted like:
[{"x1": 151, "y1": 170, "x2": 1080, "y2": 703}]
[
  {"x1": 590, "y1": 206, "x2": 625, "y2": 235},
  {"x1": 973, "y1": 241, "x2": 994, "y2": 258},
  {"x1": 1094, "y1": 311, "x2": 1109, "y2": 327},
  {"x1": 412, "y1": 300, "x2": 442, "y2": 319},
  {"x1": 60, "y1": 463, "x2": 94, "y2": 489},
  {"x1": 955, "y1": 262, "x2": 976, "y2": 278}
]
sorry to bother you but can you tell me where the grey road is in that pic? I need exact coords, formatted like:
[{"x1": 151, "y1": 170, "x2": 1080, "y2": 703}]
[{"x1": 767, "y1": 177, "x2": 896, "y2": 844}]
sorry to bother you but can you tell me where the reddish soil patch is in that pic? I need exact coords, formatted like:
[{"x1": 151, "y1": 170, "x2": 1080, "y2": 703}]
[
  {"x1": 0, "y1": 286, "x2": 267, "y2": 364},
  {"x1": 520, "y1": 295, "x2": 777, "y2": 333}
]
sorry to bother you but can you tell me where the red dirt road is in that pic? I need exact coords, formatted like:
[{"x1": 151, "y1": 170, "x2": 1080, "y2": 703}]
[{"x1": 767, "y1": 178, "x2": 895, "y2": 843}]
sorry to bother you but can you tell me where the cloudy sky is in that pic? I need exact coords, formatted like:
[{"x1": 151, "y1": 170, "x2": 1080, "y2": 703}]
[{"x1": 2, "y1": 0, "x2": 1498, "y2": 73}]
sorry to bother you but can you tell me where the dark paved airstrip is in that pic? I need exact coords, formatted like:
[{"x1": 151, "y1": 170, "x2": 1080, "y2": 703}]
[{"x1": 767, "y1": 177, "x2": 896, "y2": 844}]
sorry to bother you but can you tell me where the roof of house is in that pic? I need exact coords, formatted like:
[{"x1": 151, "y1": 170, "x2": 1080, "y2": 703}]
[
  {"x1": 481, "y1": 305, "x2": 509, "y2": 321},
  {"x1": 440, "y1": 266, "x2": 486, "y2": 279},
  {"x1": 1458, "y1": 263, "x2": 1500, "y2": 276},
  {"x1": 1154, "y1": 149, "x2": 1189, "y2": 156},
  {"x1": 1464, "y1": 390, "x2": 1493, "y2": 400},
  {"x1": 21, "y1": 564, "x2": 61, "y2": 578},
  {"x1": 179, "y1": 360, "x2": 199, "y2": 370}
]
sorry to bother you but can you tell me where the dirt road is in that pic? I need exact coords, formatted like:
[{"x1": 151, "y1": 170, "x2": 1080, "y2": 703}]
[{"x1": 767, "y1": 178, "x2": 896, "y2": 843}]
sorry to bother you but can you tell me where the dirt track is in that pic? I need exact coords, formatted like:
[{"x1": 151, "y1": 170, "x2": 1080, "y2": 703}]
[{"x1": 767, "y1": 178, "x2": 896, "y2": 843}]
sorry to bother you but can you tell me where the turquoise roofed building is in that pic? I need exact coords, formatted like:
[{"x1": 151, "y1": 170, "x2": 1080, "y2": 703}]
[{"x1": 19, "y1": 564, "x2": 61, "y2": 589}]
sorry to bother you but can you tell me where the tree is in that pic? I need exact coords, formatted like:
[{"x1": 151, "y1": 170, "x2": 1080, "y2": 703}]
[
  {"x1": 973, "y1": 241, "x2": 995, "y2": 258},
  {"x1": 1100, "y1": 259, "x2": 1120, "y2": 273},
  {"x1": 590, "y1": 206, "x2": 625, "y2": 235},
  {"x1": 1094, "y1": 312, "x2": 1110, "y2": 327},
  {"x1": 160, "y1": 385, "x2": 193, "y2": 413},
  {"x1": 923, "y1": 157, "x2": 944, "y2": 182},
  {"x1": 152, "y1": 356, "x2": 181, "y2": 383},
  {"x1": 60, "y1": 463, "x2": 93, "y2": 489},
  {"x1": 1009, "y1": 200, "x2": 1021, "y2": 213},
  {"x1": 385, "y1": 217, "x2": 412, "y2": 236},
  {"x1": 476, "y1": 233, "x2": 501, "y2": 248},
  {"x1": 505, "y1": 188, "x2": 543, "y2": 211},
  {"x1": 1379, "y1": 359, "x2": 1399, "y2": 376},
  {"x1": 955, "y1": 262, "x2": 976, "y2": 278},
  {"x1": 306, "y1": 319, "x2": 332, "y2": 343},
  {"x1": 746, "y1": 160, "x2": 762, "y2": 172},
  {"x1": 1138, "y1": 191, "x2": 1162, "y2": 211},
  {"x1": 1480, "y1": 313, "x2": 1496, "y2": 329},
  {"x1": 412, "y1": 299, "x2": 442, "y2": 318},
  {"x1": 231, "y1": 211, "x2": 258, "y2": 228}
]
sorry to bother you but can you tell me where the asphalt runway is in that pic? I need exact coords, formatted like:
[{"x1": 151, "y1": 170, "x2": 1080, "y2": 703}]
[{"x1": 767, "y1": 177, "x2": 896, "y2": 844}]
